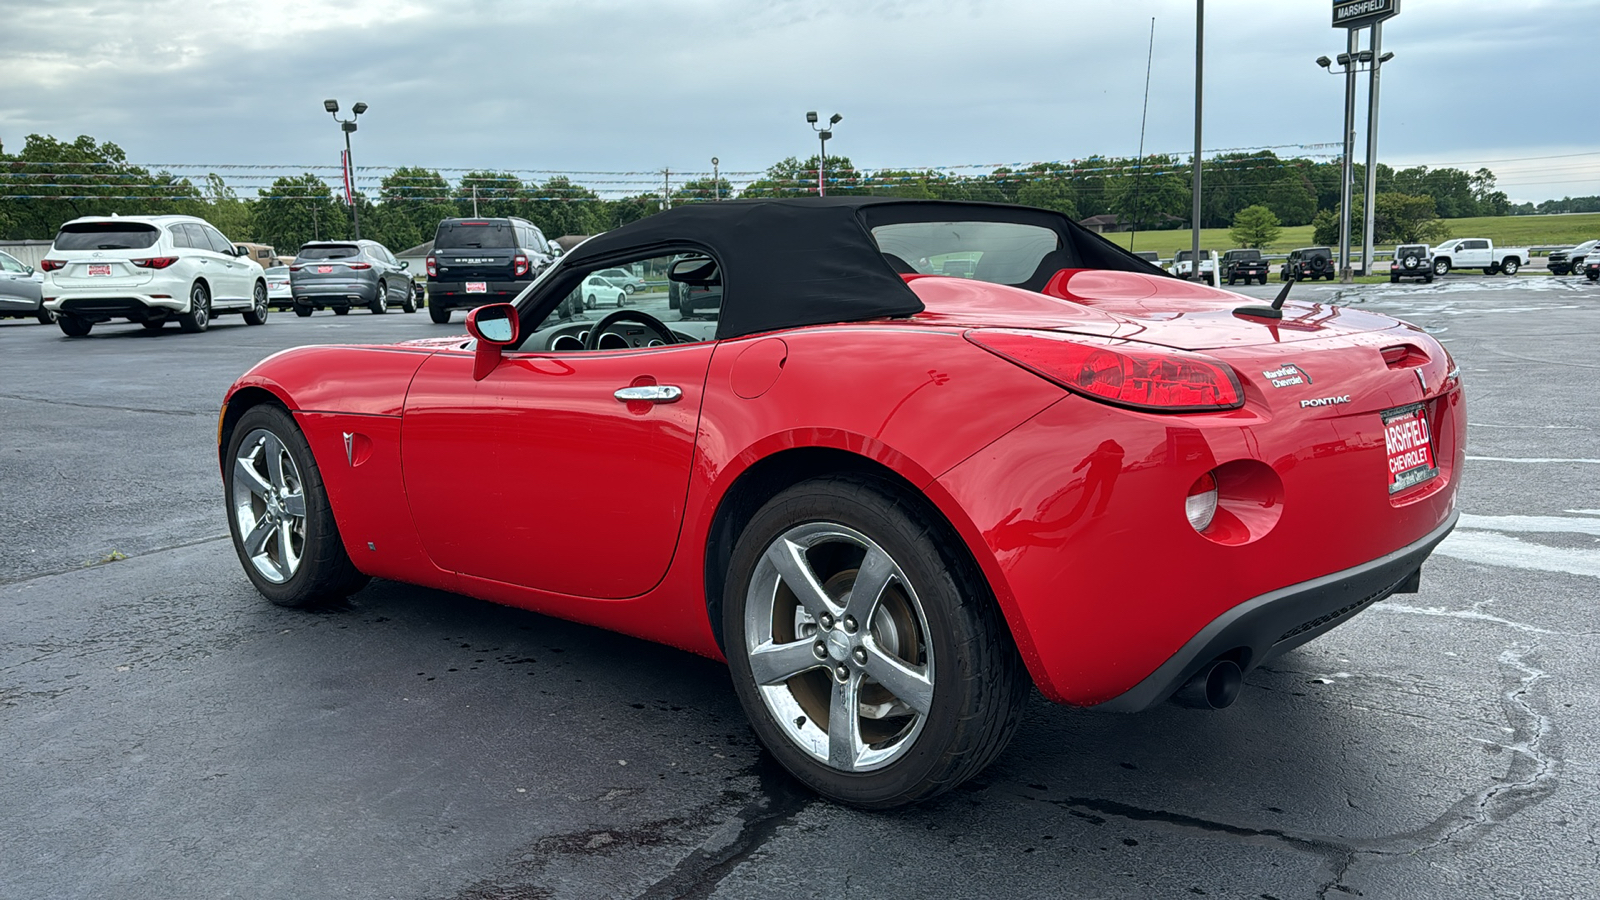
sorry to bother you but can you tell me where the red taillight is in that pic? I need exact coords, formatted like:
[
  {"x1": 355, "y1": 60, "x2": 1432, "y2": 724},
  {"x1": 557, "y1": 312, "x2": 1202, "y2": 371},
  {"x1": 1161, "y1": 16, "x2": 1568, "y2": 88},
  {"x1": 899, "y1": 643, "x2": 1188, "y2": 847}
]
[
  {"x1": 40, "y1": 259, "x2": 66, "y2": 271},
  {"x1": 513, "y1": 254, "x2": 530, "y2": 277},
  {"x1": 289, "y1": 265, "x2": 304, "y2": 272},
  {"x1": 347, "y1": 262, "x2": 372, "y2": 270},
  {"x1": 965, "y1": 330, "x2": 1244, "y2": 412},
  {"x1": 131, "y1": 257, "x2": 179, "y2": 269},
  {"x1": 426, "y1": 256, "x2": 438, "y2": 277},
  {"x1": 1186, "y1": 471, "x2": 1219, "y2": 531}
]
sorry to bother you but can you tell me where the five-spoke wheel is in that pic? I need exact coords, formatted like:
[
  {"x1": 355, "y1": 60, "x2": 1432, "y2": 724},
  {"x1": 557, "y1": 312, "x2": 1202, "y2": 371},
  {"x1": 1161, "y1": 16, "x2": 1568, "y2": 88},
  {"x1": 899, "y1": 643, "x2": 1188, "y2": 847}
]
[{"x1": 724, "y1": 476, "x2": 1028, "y2": 808}]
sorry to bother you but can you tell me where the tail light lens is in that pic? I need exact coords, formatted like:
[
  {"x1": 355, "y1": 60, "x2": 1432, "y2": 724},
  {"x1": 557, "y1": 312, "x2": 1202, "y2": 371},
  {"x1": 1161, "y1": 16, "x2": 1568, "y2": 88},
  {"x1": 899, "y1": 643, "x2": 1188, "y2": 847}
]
[
  {"x1": 40, "y1": 259, "x2": 67, "y2": 271},
  {"x1": 426, "y1": 256, "x2": 438, "y2": 277},
  {"x1": 347, "y1": 262, "x2": 372, "y2": 270},
  {"x1": 966, "y1": 329, "x2": 1244, "y2": 412},
  {"x1": 513, "y1": 254, "x2": 530, "y2": 277},
  {"x1": 1186, "y1": 472, "x2": 1219, "y2": 532},
  {"x1": 289, "y1": 265, "x2": 304, "y2": 272},
  {"x1": 131, "y1": 257, "x2": 179, "y2": 269}
]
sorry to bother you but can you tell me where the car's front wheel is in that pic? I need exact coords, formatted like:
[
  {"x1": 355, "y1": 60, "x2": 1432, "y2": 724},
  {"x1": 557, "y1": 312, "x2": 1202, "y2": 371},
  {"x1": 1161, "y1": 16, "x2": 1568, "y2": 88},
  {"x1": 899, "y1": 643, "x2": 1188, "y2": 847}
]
[
  {"x1": 225, "y1": 404, "x2": 369, "y2": 607},
  {"x1": 401, "y1": 289, "x2": 417, "y2": 314},
  {"x1": 723, "y1": 476, "x2": 1028, "y2": 809},
  {"x1": 178, "y1": 282, "x2": 211, "y2": 333},
  {"x1": 370, "y1": 283, "x2": 388, "y2": 314},
  {"x1": 1434, "y1": 259, "x2": 1452, "y2": 276}
]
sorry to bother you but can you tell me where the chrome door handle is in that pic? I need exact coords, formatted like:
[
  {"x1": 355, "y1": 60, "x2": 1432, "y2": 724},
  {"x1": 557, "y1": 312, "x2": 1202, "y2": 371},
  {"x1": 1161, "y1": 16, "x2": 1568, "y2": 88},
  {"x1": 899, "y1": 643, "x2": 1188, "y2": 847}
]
[{"x1": 614, "y1": 385, "x2": 682, "y2": 403}]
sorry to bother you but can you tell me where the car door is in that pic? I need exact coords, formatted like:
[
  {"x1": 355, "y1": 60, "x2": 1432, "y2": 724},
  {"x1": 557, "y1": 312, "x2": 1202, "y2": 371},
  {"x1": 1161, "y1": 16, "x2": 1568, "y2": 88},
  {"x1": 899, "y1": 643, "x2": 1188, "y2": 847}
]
[
  {"x1": 0, "y1": 251, "x2": 40, "y2": 306},
  {"x1": 1458, "y1": 240, "x2": 1488, "y2": 268},
  {"x1": 400, "y1": 341, "x2": 716, "y2": 599},
  {"x1": 204, "y1": 224, "x2": 252, "y2": 302}
]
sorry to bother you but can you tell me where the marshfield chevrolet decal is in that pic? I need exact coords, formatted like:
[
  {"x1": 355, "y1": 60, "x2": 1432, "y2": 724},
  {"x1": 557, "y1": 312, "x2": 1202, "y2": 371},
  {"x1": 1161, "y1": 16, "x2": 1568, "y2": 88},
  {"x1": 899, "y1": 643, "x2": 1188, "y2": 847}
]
[
  {"x1": 1300, "y1": 396, "x2": 1352, "y2": 408},
  {"x1": 1263, "y1": 364, "x2": 1312, "y2": 388}
]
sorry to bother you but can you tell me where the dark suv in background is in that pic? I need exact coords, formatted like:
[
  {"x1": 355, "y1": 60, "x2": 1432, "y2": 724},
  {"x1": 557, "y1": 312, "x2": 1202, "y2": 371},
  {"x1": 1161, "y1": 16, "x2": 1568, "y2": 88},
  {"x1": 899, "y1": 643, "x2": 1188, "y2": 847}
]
[
  {"x1": 1220, "y1": 249, "x2": 1269, "y2": 285},
  {"x1": 426, "y1": 217, "x2": 558, "y2": 323},
  {"x1": 1390, "y1": 244, "x2": 1434, "y2": 283},
  {"x1": 1281, "y1": 246, "x2": 1335, "y2": 281}
]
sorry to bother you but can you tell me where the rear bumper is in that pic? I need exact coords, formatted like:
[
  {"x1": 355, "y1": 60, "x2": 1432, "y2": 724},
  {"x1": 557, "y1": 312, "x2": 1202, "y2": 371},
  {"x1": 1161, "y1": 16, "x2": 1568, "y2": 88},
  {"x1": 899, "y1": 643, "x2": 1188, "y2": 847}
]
[
  {"x1": 427, "y1": 281, "x2": 526, "y2": 309},
  {"x1": 1091, "y1": 513, "x2": 1457, "y2": 712},
  {"x1": 293, "y1": 283, "x2": 377, "y2": 305},
  {"x1": 47, "y1": 295, "x2": 185, "y2": 318}
]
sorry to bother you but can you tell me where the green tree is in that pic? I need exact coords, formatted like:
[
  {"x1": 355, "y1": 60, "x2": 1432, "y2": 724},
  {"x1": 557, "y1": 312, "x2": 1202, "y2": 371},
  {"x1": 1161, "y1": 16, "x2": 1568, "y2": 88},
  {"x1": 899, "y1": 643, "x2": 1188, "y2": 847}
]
[
  {"x1": 523, "y1": 177, "x2": 608, "y2": 237},
  {"x1": 453, "y1": 171, "x2": 522, "y2": 218},
  {"x1": 379, "y1": 167, "x2": 455, "y2": 246},
  {"x1": 1013, "y1": 163, "x2": 1080, "y2": 219},
  {"x1": 1228, "y1": 205, "x2": 1282, "y2": 248},
  {"x1": 198, "y1": 173, "x2": 254, "y2": 242},
  {"x1": 1373, "y1": 192, "x2": 1452, "y2": 244},
  {"x1": 1109, "y1": 155, "x2": 1188, "y2": 232},
  {"x1": 254, "y1": 174, "x2": 346, "y2": 250},
  {"x1": 671, "y1": 176, "x2": 736, "y2": 205},
  {"x1": 1311, "y1": 208, "x2": 1341, "y2": 247},
  {"x1": 0, "y1": 134, "x2": 195, "y2": 239}
]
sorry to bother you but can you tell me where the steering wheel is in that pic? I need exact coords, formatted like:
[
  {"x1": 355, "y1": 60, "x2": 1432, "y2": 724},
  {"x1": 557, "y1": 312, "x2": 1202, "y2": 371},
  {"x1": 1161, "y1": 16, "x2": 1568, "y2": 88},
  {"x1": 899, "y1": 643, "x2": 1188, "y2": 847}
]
[{"x1": 582, "y1": 308, "x2": 680, "y2": 350}]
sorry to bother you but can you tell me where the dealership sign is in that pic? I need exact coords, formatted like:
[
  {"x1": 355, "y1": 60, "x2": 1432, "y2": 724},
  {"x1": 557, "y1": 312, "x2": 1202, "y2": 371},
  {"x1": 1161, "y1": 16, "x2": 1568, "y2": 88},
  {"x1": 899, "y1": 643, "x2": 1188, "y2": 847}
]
[{"x1": 1333, "y1": 0, "x2": 1400, "y2": 29}]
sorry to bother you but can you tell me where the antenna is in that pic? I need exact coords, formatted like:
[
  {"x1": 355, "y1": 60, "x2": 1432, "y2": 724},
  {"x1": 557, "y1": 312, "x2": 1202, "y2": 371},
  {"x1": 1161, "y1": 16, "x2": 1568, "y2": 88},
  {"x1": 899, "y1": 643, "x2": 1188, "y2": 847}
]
[{"x1": 1128, "y1": 17, "x2": 1156, "y2": 255}]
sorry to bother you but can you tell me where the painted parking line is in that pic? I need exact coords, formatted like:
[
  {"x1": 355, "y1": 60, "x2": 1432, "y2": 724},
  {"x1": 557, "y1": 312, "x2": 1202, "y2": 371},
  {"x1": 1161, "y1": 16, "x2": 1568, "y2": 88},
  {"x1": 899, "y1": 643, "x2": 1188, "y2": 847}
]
[
  {"x1": 1466, "y1": 456, "x2": 1600, "y2": 464},
  {"x1": 1436, "y1": 510, "x2": 1600, "y2": 578}
]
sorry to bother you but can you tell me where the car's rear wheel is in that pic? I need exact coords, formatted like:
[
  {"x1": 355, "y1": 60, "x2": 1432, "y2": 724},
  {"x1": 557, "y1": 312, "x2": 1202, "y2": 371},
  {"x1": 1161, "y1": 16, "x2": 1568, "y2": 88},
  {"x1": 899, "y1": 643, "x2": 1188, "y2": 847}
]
[
  {"x1": 178, "y1": 283, "x2": 211, "y2": 333},
  {"x1": 142, "y1": 319, "x2": 166, "y2": 331},
  {"x1": 293, "y1": 304, "x2": 313, "y2": 318},
  {"x1": 58, "y1": 315, "x2": 92, "y2": 337},
  {"x1": 1500, "y1": 258, "x2": 1520, "y2": 276},
  {"x1": 243, "y1": 282, "x2": 269, "y2": 326},
  {"x1": 723, "y1": 476, "x2": 1028, "y2": 809},
  {"x1": 36, "y1": 309, "x2": 57, "y2": 325},
  {"x1": 370, "y1": 285, "x2": 388, "y2": 314},
  {"x1": 333, "y1": 306, "x2": 350, "y2": 316},
  {"x1": 429, "y1": 304, "x2": 451, "y2": 324},
  {"x1": 225, "y1": 404, "x2": 369, "y2": 608}
]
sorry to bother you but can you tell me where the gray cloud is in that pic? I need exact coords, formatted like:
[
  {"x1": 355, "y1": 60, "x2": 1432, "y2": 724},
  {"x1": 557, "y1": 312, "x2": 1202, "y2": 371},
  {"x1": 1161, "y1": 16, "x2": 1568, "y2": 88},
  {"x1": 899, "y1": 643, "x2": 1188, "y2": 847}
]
[{"x1": 0, "y1": 0, "x2": 1594, "y2": 202}]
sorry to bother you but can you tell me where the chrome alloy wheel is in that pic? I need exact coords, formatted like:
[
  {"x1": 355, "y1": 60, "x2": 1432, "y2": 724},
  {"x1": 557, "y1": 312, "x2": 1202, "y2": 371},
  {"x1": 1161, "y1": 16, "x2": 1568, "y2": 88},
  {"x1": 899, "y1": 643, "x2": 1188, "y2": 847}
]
[
  {"x1": 744, "y1": 522, "x2": 935, "y2": 772},
  {"x1": 231, "y1": 428, "x2": 308, "y2": 583}
]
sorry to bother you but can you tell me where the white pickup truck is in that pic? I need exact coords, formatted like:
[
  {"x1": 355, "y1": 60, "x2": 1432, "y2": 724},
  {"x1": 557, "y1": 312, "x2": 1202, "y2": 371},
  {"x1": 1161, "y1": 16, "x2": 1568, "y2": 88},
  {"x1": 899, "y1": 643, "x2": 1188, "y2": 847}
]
[{"x1": 1430, "y1": 238, "x2": 1531, "y2": 276}]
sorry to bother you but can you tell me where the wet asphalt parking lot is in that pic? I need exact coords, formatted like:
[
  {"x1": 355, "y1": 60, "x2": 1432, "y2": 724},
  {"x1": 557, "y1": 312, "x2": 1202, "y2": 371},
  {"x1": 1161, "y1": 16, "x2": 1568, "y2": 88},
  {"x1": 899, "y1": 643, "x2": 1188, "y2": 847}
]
[{"x1": 2, "y1": 275, "x2": 1597, "y2": 899}]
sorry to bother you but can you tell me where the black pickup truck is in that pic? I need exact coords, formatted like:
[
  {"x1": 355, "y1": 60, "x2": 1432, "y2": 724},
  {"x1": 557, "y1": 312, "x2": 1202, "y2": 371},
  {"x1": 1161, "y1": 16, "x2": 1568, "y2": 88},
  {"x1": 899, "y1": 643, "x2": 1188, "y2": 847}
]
[
  {"x1": 425, "y1": 217, "x2": 559, "y2": 324},
  {"x1": 1220, "y1": 249, "x2": 1270, "y2": 285}
]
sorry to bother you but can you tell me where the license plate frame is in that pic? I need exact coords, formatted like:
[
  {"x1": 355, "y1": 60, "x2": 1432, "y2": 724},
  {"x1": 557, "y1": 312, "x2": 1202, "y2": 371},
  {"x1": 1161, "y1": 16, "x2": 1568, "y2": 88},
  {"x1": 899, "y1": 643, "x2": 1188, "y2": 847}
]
[
  {"x1": 465, "y1": 282, "x2": 487, "y2": 294},
  {"x1": 87, "y1": 264, "x2": 112, "y2": 277},
  {"x1": 1382, "y1": 402, "x2": 1438, "y2": 494}
]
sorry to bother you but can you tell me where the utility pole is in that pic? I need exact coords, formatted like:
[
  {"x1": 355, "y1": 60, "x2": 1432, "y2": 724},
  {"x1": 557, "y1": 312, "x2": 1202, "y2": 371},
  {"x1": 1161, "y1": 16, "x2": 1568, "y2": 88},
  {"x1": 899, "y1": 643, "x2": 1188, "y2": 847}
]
[
  {"x1": 1191, "y1": 0, "x2": 1203, "y2": 284},
  {"x1": 663, "y1": 169, "x2": 671, "y2": 210},
  {"x1": 1361, "y1": 21, "x2": 1386, "y2": 280},
  {"x1": 471, "y1": 185, "x2": 479, "y2": 217},
  {"x1": 712, "y1": 158, "x2": 720, "y2": 201}
]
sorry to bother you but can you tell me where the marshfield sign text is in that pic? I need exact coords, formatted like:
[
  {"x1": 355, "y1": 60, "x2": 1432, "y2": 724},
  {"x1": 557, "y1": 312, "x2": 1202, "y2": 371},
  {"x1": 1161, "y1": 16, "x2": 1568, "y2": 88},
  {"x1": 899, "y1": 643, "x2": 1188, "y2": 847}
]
[{"x1": 1332, "y1": 0, "x2": 1400, "y2": 29}]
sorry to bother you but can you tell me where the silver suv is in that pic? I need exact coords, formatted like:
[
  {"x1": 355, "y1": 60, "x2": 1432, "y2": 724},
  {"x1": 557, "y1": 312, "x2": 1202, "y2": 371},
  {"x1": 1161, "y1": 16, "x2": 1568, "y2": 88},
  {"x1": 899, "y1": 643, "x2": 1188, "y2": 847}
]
[{"x1": 289, "y1": 240, "x2": 415, "y2": 316}]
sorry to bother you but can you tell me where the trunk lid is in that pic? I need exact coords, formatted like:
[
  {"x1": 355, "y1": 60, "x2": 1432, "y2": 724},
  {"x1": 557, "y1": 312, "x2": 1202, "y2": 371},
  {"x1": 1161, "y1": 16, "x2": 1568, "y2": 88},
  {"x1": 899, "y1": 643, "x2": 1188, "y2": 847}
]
[{"x1": 906, "y1": 270, "x2": 1401, "y2": 350}]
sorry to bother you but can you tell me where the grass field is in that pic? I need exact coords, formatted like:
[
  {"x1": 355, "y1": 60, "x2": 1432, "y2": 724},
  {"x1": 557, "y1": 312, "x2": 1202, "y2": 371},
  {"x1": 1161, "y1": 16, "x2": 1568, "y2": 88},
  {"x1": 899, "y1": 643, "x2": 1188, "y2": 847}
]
[{"x1": 1103, "y1": 213, "x2": 1600, "y2": 256}]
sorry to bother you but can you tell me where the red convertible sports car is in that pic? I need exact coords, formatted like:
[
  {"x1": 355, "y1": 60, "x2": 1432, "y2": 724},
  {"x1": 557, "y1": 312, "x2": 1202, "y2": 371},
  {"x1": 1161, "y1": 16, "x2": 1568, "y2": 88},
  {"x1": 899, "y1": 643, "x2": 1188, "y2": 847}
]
[{"x1": 220, "y1": 198, "x2": 1463, "y2": 808}]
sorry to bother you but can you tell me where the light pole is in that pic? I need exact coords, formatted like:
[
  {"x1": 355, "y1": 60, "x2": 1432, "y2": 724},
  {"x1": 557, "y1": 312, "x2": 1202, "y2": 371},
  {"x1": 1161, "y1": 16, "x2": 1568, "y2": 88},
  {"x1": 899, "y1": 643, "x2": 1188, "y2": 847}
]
[
  {"x1": 806, "y1": 111, "x2": 842, "y2": 196},
  {"x1": 1318, "y1": 49, "x2": 1358, "y2": 282},
  {"x1": 1361, "y1": 38, "x2": 1394, "y2": 282},
  {"x1": 711, "y1": 157, "x2": 720, "y2": 201},
  {"x1": 324, "y1": 99, "x2": 368, "y2": 239}
]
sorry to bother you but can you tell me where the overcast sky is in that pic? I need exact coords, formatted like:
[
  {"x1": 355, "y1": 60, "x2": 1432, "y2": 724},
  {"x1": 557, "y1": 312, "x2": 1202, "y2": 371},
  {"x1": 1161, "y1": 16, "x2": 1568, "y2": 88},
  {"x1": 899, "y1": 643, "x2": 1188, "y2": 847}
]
[{"x1": 1, "y1": 0, "x2": 1595, "y2": 203}]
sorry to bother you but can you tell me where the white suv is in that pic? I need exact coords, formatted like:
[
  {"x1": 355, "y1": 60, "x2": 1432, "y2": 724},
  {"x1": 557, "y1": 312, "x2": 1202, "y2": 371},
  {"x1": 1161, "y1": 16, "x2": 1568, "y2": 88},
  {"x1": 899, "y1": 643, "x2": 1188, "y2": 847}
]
[{"x1": 41, "y1": 215, "x2": 268, "y2": 336}]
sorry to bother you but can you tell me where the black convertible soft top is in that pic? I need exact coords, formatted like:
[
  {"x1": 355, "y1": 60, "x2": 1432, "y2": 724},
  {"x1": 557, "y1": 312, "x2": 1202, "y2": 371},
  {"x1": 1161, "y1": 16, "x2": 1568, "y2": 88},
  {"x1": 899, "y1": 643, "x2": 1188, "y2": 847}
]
[{"x1": 555, "y1": 197, "x2": 1163, "y2": 340}]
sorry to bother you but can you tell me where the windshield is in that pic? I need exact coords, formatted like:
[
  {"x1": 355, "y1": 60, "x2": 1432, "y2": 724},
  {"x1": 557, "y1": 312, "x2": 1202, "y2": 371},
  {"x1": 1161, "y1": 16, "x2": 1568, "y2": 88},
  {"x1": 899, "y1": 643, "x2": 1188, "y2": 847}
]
[
  {"x1": 435, "y1": 222, "x2": 515, "y2": 250},
  {"x1": 54, "y1": 222, "x2": 160, "y2": 251},
  {"x1": 871, "y1": 221, "x2": 1059, "y2": 285},
  {"x1": 296, "y1": 244, "x2": 360, "y2": 261}
]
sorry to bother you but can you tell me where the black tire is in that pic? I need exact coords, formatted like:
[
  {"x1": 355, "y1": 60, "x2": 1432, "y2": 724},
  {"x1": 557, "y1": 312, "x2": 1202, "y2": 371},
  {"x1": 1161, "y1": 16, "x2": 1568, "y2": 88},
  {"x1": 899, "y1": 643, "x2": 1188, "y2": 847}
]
[
  {"x1": 1425, "y1": 275, "x2": 1434, "y2": 283},
  {"x1": 370, "y1": 284, "x2": 388, "y2": 314},
  {"x1": 586, "y1": 293, "x2": 597, "y2": 310},
  {"x1": 333, "y1": 306, "x2": 350, "y2": 316},
  {"x1": 224, "y1": 404, "x2": 369, "y2": 608},
  {"x1": 1588, "y1": 271, "x2": 1599, "y2": 282},
  {"x1": 723, "y1": 475, "x2": 1029, "y2": 809},
  {"x1": 293, "y1": 304, "x2": 313, "y2": 318},
  {"x1": 1258, "y1": 274, "x2": 1269, "y2": 285},
  {"x1": 178, "y1": 282, "x2": 211, "y2": 333},
  {"x1": 141, "y1": 319, "x2": 166, "y2": 331},
  {"x1": 1434, "y1": 259, "x2": 1451, "y2": 276},
  {"x1": 58, "y1": 315, "x2": 92, "y2": 337},
  {"x1": 1390, "y1": 275, "x2": 1400, "y2": 283},
  {"x1": 1226, "y1": 276, "x2": 1236, "y2": 286},
  {"x1": 36, "y1": 308, "x2": 57, "y2": 325},
  {"x1": 429, "y1": 303, "x2": 451, "y2": 324},
  {"x1": 243, "y1": 281, "x2": 269, "y2": 326},
  {"x1": 1500, "y1": 258, "x2": 1520, "y2": 276},
  {"x1": 401, "y1": 290, "x2": 417, "y2": 314}
]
